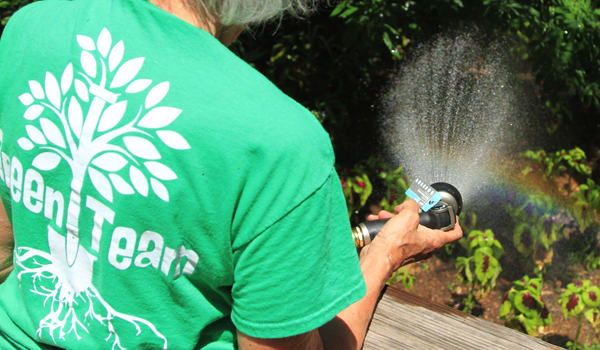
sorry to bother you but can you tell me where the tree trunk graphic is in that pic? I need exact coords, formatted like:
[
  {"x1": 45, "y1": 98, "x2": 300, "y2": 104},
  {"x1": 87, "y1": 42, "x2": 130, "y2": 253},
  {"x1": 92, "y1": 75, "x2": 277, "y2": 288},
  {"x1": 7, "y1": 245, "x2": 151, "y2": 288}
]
[
  {"x1": 65, "y1": 96, "x2": 106, "y2": 267},
  {"x1": 14, "y1": 27, "x2": 190, "y2": 349}
]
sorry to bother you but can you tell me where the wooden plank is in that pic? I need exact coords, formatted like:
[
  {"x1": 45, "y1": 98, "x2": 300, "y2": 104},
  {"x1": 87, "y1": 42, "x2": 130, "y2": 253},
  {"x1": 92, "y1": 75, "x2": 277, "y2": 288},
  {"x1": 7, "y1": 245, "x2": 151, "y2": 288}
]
[{"x1": 363, "y1": 286, "x2": 564, "y2": 350}]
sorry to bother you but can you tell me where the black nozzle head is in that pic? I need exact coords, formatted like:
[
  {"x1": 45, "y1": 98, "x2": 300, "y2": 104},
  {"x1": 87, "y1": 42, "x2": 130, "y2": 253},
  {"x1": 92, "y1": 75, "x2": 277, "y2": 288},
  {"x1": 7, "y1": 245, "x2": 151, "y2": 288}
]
[{"x1": 431, "y1": 182, "x2": 463, "y2": 216}]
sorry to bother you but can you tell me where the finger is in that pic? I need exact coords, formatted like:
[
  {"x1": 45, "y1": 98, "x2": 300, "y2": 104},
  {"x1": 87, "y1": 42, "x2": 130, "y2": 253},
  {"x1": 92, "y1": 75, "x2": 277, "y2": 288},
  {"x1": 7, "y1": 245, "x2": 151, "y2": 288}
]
[
  {"x1": 367, "y1": 214, "x2": 379, "y2": 221},
  {"x1": 395, "y1": 199, "x2": 419, "y2": 214},
  {"x1": 419, "y1": 222, "x2": 463, "y2": 246},
  {"x1": 377, "y1": 210, "x2": 394, "y2": 219},
  {"x1": 444, "y1": 218, "x2": 463, "y2": 242}
]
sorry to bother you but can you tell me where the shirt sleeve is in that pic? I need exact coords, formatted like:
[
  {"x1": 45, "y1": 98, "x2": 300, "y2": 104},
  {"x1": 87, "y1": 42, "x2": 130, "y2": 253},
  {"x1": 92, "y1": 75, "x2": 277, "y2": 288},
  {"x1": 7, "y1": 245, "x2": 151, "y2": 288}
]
[{"x1": 230, "y1": 167, "x2": 366, "y2": 338}]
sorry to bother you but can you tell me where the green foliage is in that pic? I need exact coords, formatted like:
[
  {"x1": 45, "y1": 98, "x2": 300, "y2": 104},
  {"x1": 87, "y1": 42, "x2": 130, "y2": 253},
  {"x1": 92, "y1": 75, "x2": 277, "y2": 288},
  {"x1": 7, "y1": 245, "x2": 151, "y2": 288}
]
[
  {"x1": 482, "y1": 0, "x2": 600, "y2": 129},
  {"x1": 518, "y1": 147, "x2": 600, "y2": 270},
  {"x1": 522, "y1": 148, "x2": 591, "y2": 182},
  {"x1": 372, "y1": 161, "x2": 409, "y2": 213},
  {"x1": 507, "y1": 193, "x2": 560, "y2": 272},
  {"x1": 337, "y1": 157, "x2": 408, "y2": 225},
  {"x1": 585, "y1": 250, "x2": 600, "y2": 271},
  {"x1": 500, "y1": 275, "x2": 552, "y2": 336},
  {"x1": 573, "y1": 178, "x2": 600, "y2": 230},
  {"x1": 387, "y1": 268, "x2": 416, "y2": 289},
  {"x1": 455, "y1": 229, "x2": 503, "y2": 314},
  {"x1": 442, "y1": 211, "x2": 477, "y2": 256},
  {"x1": 339, "y1": 169, "x2": 372, "y2": 221},
  {"x1": 559, "y1": 280, "x2": 600, "y2": 349},
  {"x1": 230, "y1": 0, "x2": 483, "y2": 162}
]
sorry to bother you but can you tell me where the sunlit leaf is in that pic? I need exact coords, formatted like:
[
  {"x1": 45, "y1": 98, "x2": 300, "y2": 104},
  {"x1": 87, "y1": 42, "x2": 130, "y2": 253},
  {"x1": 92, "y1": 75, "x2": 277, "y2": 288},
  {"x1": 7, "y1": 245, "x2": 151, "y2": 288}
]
[
  {"x1": 145, "y1": 81, "x2": 169, "y2": 109},
  {"x1": 98, "y1": 100, "x2": 128, "y2": 132},
  {"x1": 156, "y1": 130, "x2": 190, "y2": 150},
  {"x1": 97, "y1": 28, "x2": 112, "y2": 58},
  {"x1": 74, "y1": 79, "x2": 89, "y2": 102},
  {"x1": 144, "y1": 161, "x2": 177, "y2": 180},
  {"x1": 17, "y1": 138, "x2": 34, "y2": 151},
  {"x1": 585, "y1": 308, "x2": 600, "y2": 329},
  {"x1": 92, "y1": 152, "x2": 128, "y2": 172},
  {"x1": 108, "y1": 40, "x2": 124, "y2": 72},
  {"x1": 138, "y1": 107, "x2": 182, "y2": 129},
  {"x1": 560, "y1": 291, "x2": 585, "y2": 317},
  {"x1": 129, "y1": 165, "x2": 148, "y2": 196},
  {"x1": 110, "y1": 57, "x2": 145, "y2": 89},
  {"x1": 81, "y1": 50, "x2": 97, "y2": 78},
  {"x1": 26, "y1": 125, "x2": 47, "y2": 145},
  {"x1": 123, "y1": 136, "x2": 161, "y2": 160},
  {"x1": 24, "y1": 105, "x2": 44, "y2": 120},
  {"x1": 126, "y1": 79, "x2": 152, "y2": 94},
  {"x1": 109, "y1": 173, "x2": 135, "y2": 195},
  {"x1": 88, "y1": 167, "x2": 113, "y2": 202},
  {"x1": 32, "y1": 152, "x2": 61, "y2": 171},
  {"x1": 541, "y1": 305, "x2": 552, "y2": 326},
  {"x1": 18, "y1": 93, "x2": 34, "y2": 106},
  {"x1": 150, "y1": 178, "x2": 169, "y2": 202},
  {"x1": 514, "y1": 290, "x2": 541, "y2": 318},
  {"x1": 474, "y1": 249, "x2": 495, "y2": 285},
  {"x1": 68, "y1": 97, "x2": 83, "y2": 138},
  {"x1": 76, "y1": 35, "x2": 95, "y2": 51},
  {"x1": 61, "y1": 63, "x2": 73, "y2": 95},
  {"x1": 455, "y1": 257, "x2": 472, "y2": 285},
  {"x1": 29, "y1": 80, "x2": 44, "y2": 99},
  {"x1": 40, "y1": 118, "x2": 66, "y2": 148},
  {"x1": 45, "y1": 72, "x2": 61, "y2": 109},
  {"x1": 499, "y1": 299, "x2": 512, "y2": 318},
  {"x1": 583, "y1": 286, "x2": 600, "y2": 308}
]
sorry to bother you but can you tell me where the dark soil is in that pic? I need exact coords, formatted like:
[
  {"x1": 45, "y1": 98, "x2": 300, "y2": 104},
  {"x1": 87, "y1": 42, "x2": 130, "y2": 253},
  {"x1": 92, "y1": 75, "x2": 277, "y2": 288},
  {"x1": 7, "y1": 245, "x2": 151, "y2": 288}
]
[{"x1": 393, "y1": 256, "x2": 599, "y2": 349}]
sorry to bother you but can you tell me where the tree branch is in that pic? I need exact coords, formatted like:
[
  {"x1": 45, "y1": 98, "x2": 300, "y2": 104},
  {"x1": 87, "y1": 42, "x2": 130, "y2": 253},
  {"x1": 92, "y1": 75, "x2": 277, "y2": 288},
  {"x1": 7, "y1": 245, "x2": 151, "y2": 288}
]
[
  {"x1": 41, "y1": 102, "x2": 78, "y2": 158},
  {"x1": 39, "y1": 146, "x2": 74, "y2": 168}
]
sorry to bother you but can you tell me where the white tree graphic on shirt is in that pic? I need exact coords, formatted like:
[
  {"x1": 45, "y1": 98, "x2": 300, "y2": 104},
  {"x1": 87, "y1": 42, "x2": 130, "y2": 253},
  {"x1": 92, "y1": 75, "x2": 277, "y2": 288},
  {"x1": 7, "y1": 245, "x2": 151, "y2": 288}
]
[{"x1": 12, "y1": 28, "x2": 190, "y2": 349}]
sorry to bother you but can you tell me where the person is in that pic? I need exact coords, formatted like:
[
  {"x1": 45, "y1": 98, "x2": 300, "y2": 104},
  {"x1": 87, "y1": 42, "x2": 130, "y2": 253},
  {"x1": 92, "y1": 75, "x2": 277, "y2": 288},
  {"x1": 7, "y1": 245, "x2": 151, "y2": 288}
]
[{"x1": 0, "y1": 0, "x2": 463, "y2": 349}]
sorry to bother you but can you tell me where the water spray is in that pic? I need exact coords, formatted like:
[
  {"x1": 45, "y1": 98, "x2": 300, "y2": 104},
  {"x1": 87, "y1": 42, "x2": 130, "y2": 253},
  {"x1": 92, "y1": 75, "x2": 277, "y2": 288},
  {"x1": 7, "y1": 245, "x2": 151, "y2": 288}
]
[{"x1": 352, "y1": 182, "x2": 463, "y2": 248}]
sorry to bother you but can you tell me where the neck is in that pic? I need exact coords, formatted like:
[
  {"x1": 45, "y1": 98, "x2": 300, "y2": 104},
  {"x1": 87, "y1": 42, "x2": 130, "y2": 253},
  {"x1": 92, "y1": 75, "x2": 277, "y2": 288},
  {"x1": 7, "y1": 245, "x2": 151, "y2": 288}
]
[
  {"x1": 149, "y1": 0, "x2": 246, "y2": 47},
  {"x1": 150, "y1": 0, "x2": 221, "y2": 37}
]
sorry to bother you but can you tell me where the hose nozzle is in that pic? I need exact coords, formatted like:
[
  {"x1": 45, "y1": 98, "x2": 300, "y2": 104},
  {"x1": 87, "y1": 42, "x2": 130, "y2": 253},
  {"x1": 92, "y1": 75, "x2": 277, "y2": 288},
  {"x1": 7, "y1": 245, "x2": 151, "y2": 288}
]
[{"x1": 352, "y1": 182, "x2": 462, "y2": 248}]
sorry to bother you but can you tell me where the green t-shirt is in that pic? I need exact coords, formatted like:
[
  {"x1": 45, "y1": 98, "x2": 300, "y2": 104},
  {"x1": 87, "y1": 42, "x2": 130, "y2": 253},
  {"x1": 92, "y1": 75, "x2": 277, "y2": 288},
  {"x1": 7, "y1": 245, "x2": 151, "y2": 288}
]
[{"x1": 0, "y1": 0, "x2": 367, "y2": 349}]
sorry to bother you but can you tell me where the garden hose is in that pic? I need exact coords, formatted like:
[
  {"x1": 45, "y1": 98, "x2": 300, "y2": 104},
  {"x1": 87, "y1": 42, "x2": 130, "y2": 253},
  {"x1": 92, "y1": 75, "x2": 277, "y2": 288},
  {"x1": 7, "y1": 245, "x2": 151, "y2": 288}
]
[{"x1": 352, "y1": 182, "x2": 463, "y2": 248}]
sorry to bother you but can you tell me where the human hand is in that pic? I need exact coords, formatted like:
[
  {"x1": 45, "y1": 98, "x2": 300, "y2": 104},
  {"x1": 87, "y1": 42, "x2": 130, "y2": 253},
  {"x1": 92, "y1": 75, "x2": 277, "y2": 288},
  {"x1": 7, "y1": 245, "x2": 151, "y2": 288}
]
[{"x1": 359, "y1": 199, "x2": 462, "y2": 274}]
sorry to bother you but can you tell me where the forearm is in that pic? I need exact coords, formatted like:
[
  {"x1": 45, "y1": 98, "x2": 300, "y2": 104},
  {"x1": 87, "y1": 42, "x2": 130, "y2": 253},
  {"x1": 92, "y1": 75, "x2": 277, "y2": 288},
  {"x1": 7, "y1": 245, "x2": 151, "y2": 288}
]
[
  {"x1": 0, "y1": 258, "x2": 13, "y2": 284},
  {"x1": 319, "y1": 244, "x2": 397, "y2": 350}
]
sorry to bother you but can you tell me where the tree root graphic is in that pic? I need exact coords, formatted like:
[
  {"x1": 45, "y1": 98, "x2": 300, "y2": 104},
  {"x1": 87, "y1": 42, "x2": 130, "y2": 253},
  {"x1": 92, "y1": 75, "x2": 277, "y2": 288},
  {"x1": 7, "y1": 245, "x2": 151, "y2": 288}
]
[{"x1": 15, "y1": 247, "x2": 168, "y2": 349}]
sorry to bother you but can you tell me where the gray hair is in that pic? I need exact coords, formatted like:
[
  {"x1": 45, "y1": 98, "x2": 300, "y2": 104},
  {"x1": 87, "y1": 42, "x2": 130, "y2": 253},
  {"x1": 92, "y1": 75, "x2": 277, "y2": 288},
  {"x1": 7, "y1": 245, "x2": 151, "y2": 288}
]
[{"x1": 196, "y1": 0, "x2": 317, "y2": 26}]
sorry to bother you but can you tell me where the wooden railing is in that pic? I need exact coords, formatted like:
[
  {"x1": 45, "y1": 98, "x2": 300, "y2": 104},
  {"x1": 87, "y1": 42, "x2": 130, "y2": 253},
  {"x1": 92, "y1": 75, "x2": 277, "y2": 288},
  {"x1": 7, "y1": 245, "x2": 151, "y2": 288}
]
[{"x1": 363, "y1": 286, "x2": 564, "y2": 350}]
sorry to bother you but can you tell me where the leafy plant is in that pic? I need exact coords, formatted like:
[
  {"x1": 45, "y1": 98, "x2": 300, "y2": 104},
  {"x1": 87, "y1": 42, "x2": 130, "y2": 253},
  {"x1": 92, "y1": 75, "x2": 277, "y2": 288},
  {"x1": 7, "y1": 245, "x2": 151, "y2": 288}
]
[
  {"x1": 573, "y1": 178, "x2": 600, "y2": 231},
  {"x1": 388, "y1": 269, "x2": 416, "y2": 290},
  {"x1": 442, "y1": 211, "x2": 477, "y2": 257},
  {"x1": 500, "y1": 275, "x2": 552, "y2": 336},
  {"x1": 521, "y1": 148, "x2": 591, "y2": 190},
  {"x1": 339, "y1": 169, "x2": 373, "y2": 223},
  {"x1": 483, "y1": 0, "x2": 600, "y2": 131},
  {"x1": 585, "y1": 250, "x2": 600, "y2": 272},
  {"x1": 560, "y1": 280, "x2": 600, "y2": 350},
  {"x1": 370, "y1": 160, "x2": 409, "y2": 213},
  {"x1": 455, "y1": 229, "x2": 503, "y2": 314},
  {"x1": 337, "y1": 157, "x2": 409, "y2": 225},
  {"x1": 507, "y1": 193, "x2": 561, "y2": 273}
]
